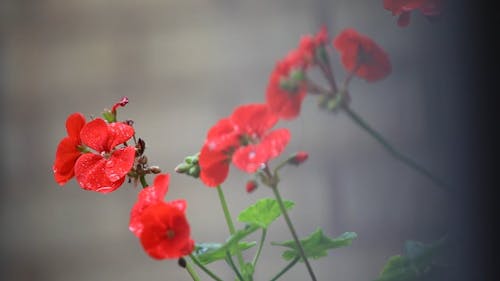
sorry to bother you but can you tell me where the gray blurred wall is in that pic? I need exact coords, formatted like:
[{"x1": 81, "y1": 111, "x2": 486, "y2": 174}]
[{"x1": 0, "y1": 1, "x2": 462, "y2": 280}]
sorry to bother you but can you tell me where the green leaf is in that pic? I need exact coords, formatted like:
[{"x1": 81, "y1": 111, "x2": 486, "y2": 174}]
[
  {"x1": 193, "y1": 241, "x2": 256, "y2": 265},
  {"x1": 376, "y1": 255, "x2": 418, "y2": 281},
  {"x1": 375, "y1": 237, "x2": 448, "y2": 281},
  {"x1": 271, "y1": 228, "x2": 357, "y2": 261},
  {"x1": 237, "y1": 198, "x2": 295, "y2": 229}
]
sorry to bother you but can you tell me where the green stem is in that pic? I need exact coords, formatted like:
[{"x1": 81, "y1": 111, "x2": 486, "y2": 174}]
[
  {"x1": 226, "y1": 251, "x2": 244, "y2": 281},
  {"x1": 139, "y1": 174, "x2": 149, "y2": 188},
  {"x1": 185, "y1": 260, "x2": 201, "y2": 281},
  {"x1": 342, "y1": 105, "x2": 449, "y2": 191},
  {"x1": 189, "y1": 254, "x2": 223, "y2": 281},
  {"x1": 216, "y1": 186, "x2": 246, "y2": 271},
  {"x1": 271, "y1": 185, "x2": 317, "y2": 281},
  {"x1": 251, "y1": 228, "x2": 267, "y2": 270},
  {"x1": 270, "y1": 257, "x2": 300, "y2": 281}
]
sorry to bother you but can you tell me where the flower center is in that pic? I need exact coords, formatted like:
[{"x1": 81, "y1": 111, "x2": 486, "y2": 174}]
[{"x1": 166, "y1": 229, "x2": 175, "y2": 239}]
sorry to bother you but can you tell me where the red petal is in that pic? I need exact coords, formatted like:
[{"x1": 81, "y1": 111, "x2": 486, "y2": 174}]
[
  {"x1": 259, "y1": 128, "x2": 291, "y2": 160},
  {"x1": 65, "y1": 113, "x2": 86, "y2": 139},
  {"x1": 199, "y1": 145, "x2": 230, "y2": 187},
  {"x1": 74, "y1": 154, "x2": 123, "y2": 193},
  {"x1": 231, "y1": 104, "x2": 278, "y2": 137},
  {"x1": 139, "y1": 203, "x2": 194, "y2": 259},
  {"x1": 80, "y1": 119, "x2": 109, "y2": 152},
  {"x1": 53, "y1": 137, "x2": 81, "y2": 185},
  {"x1": 333, "y1": 28, "x2": 391, "y2": 82},
  {"x1": 205, "y1": 118, "x2": 239, "y2": 152},
  {"x1": 266, "y1": 72, "x2": 306, "y2": 120},
  {"x1": 129, "y1": 174, "x2": 171, "y2": 237},
  {"x1": 170, "y1": 199, "x2": 187, "y2": 212},
  {"x1": 232, "y1": 145, "x2": 269, "y2": 173},
  {"x1": 107, "y1": 122, "x2": 135, "y2": 149},
  {"x1": 105, "y1": 146, "x2": 135, "y2": 182}
]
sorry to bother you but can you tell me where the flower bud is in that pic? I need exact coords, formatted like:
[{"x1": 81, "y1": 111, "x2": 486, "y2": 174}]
[
  {"x1": 246, "y1": 180, "x2": 258, "y2": 193},
  {"x1": 177, "y1": 257, "x2": 187, "y2": 268},
  {"x1": 149, "y1": 166, "x2": 161, "y2": 174},
  {"x1": 288, "y1": 151, "x2": 309, "y2": 166},
  {"x1": 175, "y1": 162, "x2": 190, "y2": 174}
]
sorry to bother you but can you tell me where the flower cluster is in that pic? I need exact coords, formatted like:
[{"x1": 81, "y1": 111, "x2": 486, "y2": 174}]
[
  {"x1": 52, "y1": 5, "x2": 447, "y2": 278},
  {"x1": 384, "y1": 0, "x2": 443, "y2": 27},
  {"x1": 199, "y1": 103, "x2": 290, "y2": 187},
  {"x1": 53, "y1": 98, "x2": 195, "y2": 260}
]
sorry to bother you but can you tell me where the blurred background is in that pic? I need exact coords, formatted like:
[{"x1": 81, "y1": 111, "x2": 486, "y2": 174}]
[{"x1": 0, "y1": 0, "x2": 485, "y2": 280}]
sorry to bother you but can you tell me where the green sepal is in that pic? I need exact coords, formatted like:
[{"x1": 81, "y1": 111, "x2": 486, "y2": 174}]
[
  {"x1": 272, "y1": 228, "x2": 357, "y2": 261},
  {"x1": 193, "y1": 241, "x2": 256, "y2": 265},
  {"x1": 237, "y1": 198, "x2": 295, "y2": 229},
  {"x1": 102, "y1": 110, "x2": 116, "y2": 123}
]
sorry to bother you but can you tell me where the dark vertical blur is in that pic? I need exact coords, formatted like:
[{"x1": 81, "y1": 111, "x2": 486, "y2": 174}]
[{"x1": 449, "y1": 0, "x2": 495, "y2": 280}]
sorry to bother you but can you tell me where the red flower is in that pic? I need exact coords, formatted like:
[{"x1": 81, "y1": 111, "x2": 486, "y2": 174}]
[
  {"x1": 265, "y1": 51, "x2": 308, "y2": 120},
  {"x1": 333, "y1": 28, "x2": 392, "y2": 82},
  {"x1": 139, "y1": 201, "x2": 194, "y2": 259},
  {"x1": 199, "y1": 104, "x2": 291, "y2": 187},
  {"x1": 129, "y1": 174, "x2": 188, "y2": 237},
  {"x1": 53, "y1": 113, "x2": 86, "y2": 185},
  {"x1": 266, "y1": 27, "x2": 330, "y2": 120},
  {"x1": 73, "y1": 118, "x2": 136, "y2": 193},
  {"x1": 384, "y1": 0, "x2": 443, "y2": 27}
]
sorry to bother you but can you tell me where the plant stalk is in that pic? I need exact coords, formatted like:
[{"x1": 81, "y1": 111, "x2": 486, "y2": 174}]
[{"x1": 271, "y1": 184, "x2": 317, "y2": 281}]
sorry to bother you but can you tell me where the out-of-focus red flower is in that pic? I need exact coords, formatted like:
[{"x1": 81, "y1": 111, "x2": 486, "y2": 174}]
[
  {"x1": 139, "y1": 201, "x2": 194, "y2": 259},
  {"x1": 384, "y1": 0, "x2": 443, "y2": 27},
  {"x1": 73, "y1": 118, "x2": 135, "y2": 193},
  {"x1": 333, "y1": 28, "x2": 392, "y2": 82},
  {"x1": 199, "y1": 104, "x2": 291, "y2": 187},
  {"x1": 298, "y1": 26, "x2": 329, "y2": 66},
  {"x1": 266, "y1": 27, "x2": 330, "y2": 120},
  {"x1": 53, "y1": 113, "x2": 87, "y2": 185},
  {"x1": 266, "y1": 51, "x2": 308, "y2": 120}
]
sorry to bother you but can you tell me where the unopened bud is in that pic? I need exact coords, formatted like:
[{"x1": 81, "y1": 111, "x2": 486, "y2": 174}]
[
  {"x1": 288, "y1": 151, "x2": 309, "y2": 166},
  {"x1": 188, "y1": 165, "x2": 200, "y2": 178},
  {"x1": 149, "y1": 166, "x2": 161, "y2": 174},
  {"x1": 111, "y1": 96, "x2": 129, "y2": 114},
  {"x1": 136, "y1": 138, "x2": 145, "y2": 156},
  {"x1": 246, "y1": 180, "x2": 258, "y2": 193},
  {"x1": 177, "y1": 257, "x2": 187, "y2": 268},
  {"x1": 175, "y1": 163, "x2": 190, "y2": 174}
]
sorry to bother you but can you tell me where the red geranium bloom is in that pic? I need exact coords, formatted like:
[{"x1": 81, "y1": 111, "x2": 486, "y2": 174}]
[
  {"x1": 333, "y1": 28, "x2": 392, "y2": 82},
  {"x1": 73, "y1": 118, "x2": 136, "y2": 193},
  {"x1": 129, "y1": 174, "x2": 187, "y2": 237},
  {"x1": 139, "y1": 201, "x2": 195, "y2": 259},
  {"x1": 266, "y1": 51, "x2": 308, "y2": 120},
  {"x1": 199, "y1": 104, "x2": 290, "y2": 187},
  {"x1": 53, "y1": 112, "x2": 86, "y2": 185},
  {"x1": 266, "y1": 27, "x2": 330, "y2": 120},
  {"x1": 384, "y1": 0, "x2": 443, "y2": 27}
]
